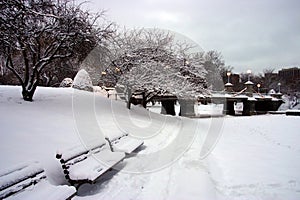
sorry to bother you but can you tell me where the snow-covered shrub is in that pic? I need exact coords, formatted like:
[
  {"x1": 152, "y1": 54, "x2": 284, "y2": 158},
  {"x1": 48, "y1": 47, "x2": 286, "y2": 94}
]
[
  {"x1": 72, "y1": 69, "x2": 94, "y2": 92},
  {"x1": 93, "y1": 86, "x2": 109, "y2": 97},
  {"x1": 268, "y1": 89, "x2": 276, "y2": 95},
  {"x1": 59, "y1": 78, "x2": 73, "y2": 87}
]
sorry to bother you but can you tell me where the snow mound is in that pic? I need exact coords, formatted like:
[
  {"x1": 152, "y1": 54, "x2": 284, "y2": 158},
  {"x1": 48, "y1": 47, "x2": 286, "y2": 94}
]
[
  {"x1": 59, "y1": 78, "x2": 73, "y2": 87},
  {"x1": 72, "y1": 69, "x2": 93, "y2": 92},
  {"x1": 279, "y1": 95, "x2": 300, "y2": 111}
]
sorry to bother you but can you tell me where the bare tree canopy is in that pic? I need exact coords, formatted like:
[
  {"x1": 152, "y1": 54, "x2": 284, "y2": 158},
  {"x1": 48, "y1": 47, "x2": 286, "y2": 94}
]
[
  {"x1": 201, "y1": 50, "x2": 226, "y2": 90},
  {"x1": 263, "y1": 68, "x2": 276, "y2": 74},
  {"x1": 0, "y1": 0, "x2": 115, "y2": 101},
  {"x1": 98, "y1": 28, "x2": 209, "y2": 104}
]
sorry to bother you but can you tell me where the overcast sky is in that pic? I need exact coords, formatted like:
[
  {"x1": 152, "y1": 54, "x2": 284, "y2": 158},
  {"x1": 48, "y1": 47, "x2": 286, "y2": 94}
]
[{"x1": 82, "y1": 0, "x2": 300, "y2": 74}]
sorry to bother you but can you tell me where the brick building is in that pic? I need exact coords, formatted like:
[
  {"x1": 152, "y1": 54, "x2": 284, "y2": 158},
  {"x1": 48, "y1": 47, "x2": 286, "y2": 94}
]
[
  {"x1": 278, "y1": 67, "x2": 300, "y2": 82},
  {"x1": 277, "y1": 67, "x2": 300, "y2": 93}
]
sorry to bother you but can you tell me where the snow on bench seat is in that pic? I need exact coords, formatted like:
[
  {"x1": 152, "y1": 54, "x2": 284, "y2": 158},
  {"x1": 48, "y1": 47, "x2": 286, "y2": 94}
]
[
  {"x1": 56, "y1": 141, "x2": 125, "y2": 185},
  {"x1": 56, "y1": 139, "x2": 106, "y2": 163},
  {"x1": 0, "y1": 162, "x2": 76, "y2": 200},
  {"x1": 109, "y1": 133, "x2": 144, "y2": 154},
  {"x1": 67, "y1": 148, "x2": 125, "y2": 181}
]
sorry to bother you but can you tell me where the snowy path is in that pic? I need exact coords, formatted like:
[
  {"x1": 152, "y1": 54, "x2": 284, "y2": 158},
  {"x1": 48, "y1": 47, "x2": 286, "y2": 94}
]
[
  {"x1": 208, "y1": 115, "x2": 300, "y2": 200},
  {"x1": 74, "y1": 125, "x2": 218, "y2": 200},
  {"x1": 73, "y1": 115, "x2": 218, "y2": 200}
]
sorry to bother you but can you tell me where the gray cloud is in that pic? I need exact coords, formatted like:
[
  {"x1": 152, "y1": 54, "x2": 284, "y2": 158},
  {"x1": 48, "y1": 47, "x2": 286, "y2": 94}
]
[{"x1": 82, "y1": 0, "x2": 300, "y2": 73}]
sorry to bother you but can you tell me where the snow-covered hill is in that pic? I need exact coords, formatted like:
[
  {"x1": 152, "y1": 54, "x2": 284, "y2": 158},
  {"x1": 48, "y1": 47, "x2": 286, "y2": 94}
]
[{"x1": 1, "y1": 86, "x2": 300, "y2": 200}]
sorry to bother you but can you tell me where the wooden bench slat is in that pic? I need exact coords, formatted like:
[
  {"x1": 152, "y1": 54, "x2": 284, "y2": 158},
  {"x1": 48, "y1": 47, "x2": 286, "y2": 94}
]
[
  {"x1": 56, "y1": 140, "x2": 106, "y2": 163},
  {"x1": 0, "y1": 162, "x2": 76, "y2": 200},
  {"x1": 111, "y1": 135, "x2": 144, "y2": 153},
  {"x1": 0, "y1": 171, "x2": 45, "y2": 199},
  {"x1": 5, "y1": 179, "x2": 76, "y2": 200},
  {"x1": 68, "y1": 149, "x2": 124, "y2": 182},
  {"x1": 105, "y1": 132, "x2": 144, "y2": 154},
  {"x1": 0, "y1": 162, "x2": 43, "y2": 191},
  {"x1": 56, "y1": 141, "x2": 125, "y2": 185}
]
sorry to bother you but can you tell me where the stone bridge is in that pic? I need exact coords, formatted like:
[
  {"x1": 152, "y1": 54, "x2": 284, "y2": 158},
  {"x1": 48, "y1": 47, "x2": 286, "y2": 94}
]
[{"x1": 153, "y1": 81, "x2": 283, "y2": 117}]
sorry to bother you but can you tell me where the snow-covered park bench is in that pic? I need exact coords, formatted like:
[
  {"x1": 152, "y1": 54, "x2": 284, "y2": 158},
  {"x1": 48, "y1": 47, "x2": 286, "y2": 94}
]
[
  {"x1": 56, "y1": 140, "x2": 125, "y2": 186},
  {"x1": 0, "y1": 162, "x2": 76, "y2": 200},
  {"x1": 105, "y1": 132, "x2": 144, "y2": 154}
]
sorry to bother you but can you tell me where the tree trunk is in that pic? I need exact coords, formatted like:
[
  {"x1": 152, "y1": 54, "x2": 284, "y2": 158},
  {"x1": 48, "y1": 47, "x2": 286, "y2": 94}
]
[
  {"x1": 161, "y1": 100, "x2": 176, "y2": 116},
  {"x1": 126, "y1": 86, "x2": 132, "y2": 109},
  {"x1": 22, "y1": 83, "x2": 38, "y2": 102},
  {"x1": 22, "y1": 89, "x2": 34, "y2": 101},
  {"x1": 142, "y1": 92, "x2": 147, "y2": 108},
  {"x1": 127, "y1": 99, "x2": 131, "y2": 109}
]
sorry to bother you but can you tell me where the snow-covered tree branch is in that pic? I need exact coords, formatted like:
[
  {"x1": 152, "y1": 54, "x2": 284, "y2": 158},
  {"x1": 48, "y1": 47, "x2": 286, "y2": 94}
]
[
  {"x1": 100, "y1": 28, "x2": 209, "y2": 106},
  {"x1": 0, "y1": 0, "x2": 115, "y2": 101}
]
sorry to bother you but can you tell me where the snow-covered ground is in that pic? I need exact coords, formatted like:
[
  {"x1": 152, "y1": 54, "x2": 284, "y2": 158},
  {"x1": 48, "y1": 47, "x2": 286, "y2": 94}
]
[
  {"x1": 279, "y1": 94, "x2": 300, "y2": 111},
  {"x1": 1, "y1": 86, "x2": 300, "y2": 200},
  {"x1": 148, "y1": 102, "x2": 224, "y2": 116}
]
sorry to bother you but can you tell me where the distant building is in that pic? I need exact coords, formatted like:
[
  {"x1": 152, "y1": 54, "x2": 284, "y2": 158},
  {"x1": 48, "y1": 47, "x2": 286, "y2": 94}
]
[
  {"x1": 277, "y1": 67, "x2": 300, "y2": 93},
  {"x1": 278, "y1": 67, "x2": 300, "y2": 82}
]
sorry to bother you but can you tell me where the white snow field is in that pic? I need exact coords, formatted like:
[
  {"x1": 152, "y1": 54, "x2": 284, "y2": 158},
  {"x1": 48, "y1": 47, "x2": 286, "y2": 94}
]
[{"x1": 1, "y1": 85, "x2": 300, "y2": 200}]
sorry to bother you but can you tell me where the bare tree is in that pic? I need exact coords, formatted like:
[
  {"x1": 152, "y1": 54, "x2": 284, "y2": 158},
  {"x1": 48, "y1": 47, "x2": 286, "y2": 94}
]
[
  {"x1": 202, "y1": 50, "x2": 225, "y2": 91},
  {"x1": 0, "y1": 0, "x2": 114, "y2": 101},
  {"x1": 263, "y1": 68, "x2": 275, "y2": 74}
]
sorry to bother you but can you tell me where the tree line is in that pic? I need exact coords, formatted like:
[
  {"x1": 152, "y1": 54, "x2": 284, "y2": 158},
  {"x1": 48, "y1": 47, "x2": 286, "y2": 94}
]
[{"x1": 0, "y1": 0, "x2": 227, "y2": 101}]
